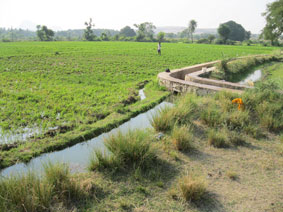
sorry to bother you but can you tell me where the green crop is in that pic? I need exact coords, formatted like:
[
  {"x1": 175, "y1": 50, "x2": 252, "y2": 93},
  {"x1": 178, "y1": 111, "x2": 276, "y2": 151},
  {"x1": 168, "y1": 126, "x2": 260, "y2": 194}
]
[{"x1": 0, "y1": 41, "x2": 278, "y2": 134}]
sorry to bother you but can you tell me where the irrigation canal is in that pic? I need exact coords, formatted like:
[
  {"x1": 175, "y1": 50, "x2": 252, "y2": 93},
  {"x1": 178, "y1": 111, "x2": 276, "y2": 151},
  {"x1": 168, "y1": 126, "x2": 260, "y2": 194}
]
[{"x1": 0, "y1": 89, "x2": 173, "y2": 177}]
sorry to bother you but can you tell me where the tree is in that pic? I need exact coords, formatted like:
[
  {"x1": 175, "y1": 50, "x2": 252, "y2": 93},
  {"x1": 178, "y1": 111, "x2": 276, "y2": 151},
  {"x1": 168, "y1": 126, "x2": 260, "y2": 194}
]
[
  {"x1": 134, "y1": 22, "x2": 156, "y2": 41},
  {"x1": 165, "y1": 33, "x2": 177, "y2": 38},
  {"x1": 188, "y1": 20, "x2": 197, "y2": 43},
  {"x1": 120, "y1": 26, "x2": 136, "y2": 37},
  {"x1": 245, "y1": 31, "x2": 251, "y2": 40},
  {"x1": 218, "y1": 24, "x2": 230, "y2": 43},
  {"x1": 208, "y1": 35, "x2": 216, "y2": 44},
  {"x1": 221, "y1": 21, "x2": 248, "y2": 41},
  {"x1": 84, "y1": 18, "x2": 95, "y2": 41},
  {"x1": 114, "y1": 34, "x2": 119, "y2": 41},
  {"x1": 261, "y1": 0, "x2": 283, "y2": 45},
  {"x1": 36, "y1": 25, "x2": 54, "y2": 41},
  {"x1": 101, "y1": 32, "x2": 109, "y2": 41},
  {"x1": 157, "y1": 32, "x2": 165, "y2": 42},
  {"x1": 179, "y1": 29, "x2": 189, "y2": 38}
]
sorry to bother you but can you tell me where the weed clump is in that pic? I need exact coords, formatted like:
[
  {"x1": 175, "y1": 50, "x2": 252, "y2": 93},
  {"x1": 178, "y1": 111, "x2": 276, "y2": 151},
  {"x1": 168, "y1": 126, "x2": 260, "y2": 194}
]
[
  {"x1": 229, "y1": 131, "x2": 246, "y2": 146},
  {"x1": 172, "y1": 94, "x2": 199, "y2": 125},
  {"x1": 226, "y1": 170, "x2": 239, "y2": 180},
  {"x1": 89, "y1": 129, "x2": 157, "y2": 171},
  {"x1": 208, "y1": 129, "x2": 229, "y2": 148},
  {"x1": 179, "y1": 175, "x2": 207, "y2": 202},
  {"x1": 150, "y1": 106, "x2": 174, "y2": 132},
  {"x1": 171, "y1": 125, "x2": 194, "y2": 151}
]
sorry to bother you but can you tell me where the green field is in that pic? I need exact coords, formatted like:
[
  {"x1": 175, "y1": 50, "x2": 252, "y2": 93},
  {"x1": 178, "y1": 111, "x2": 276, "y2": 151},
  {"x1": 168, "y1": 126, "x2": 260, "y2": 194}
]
[
  {"x1": 262, "y1": 62, "x2": 283, "y2": 89},
  {"x1": 0, "y1": 42, "x2": 278, "y2": 131},
  {"x1": 0, "y1": 41, "x2": 279, "y2": 167}
]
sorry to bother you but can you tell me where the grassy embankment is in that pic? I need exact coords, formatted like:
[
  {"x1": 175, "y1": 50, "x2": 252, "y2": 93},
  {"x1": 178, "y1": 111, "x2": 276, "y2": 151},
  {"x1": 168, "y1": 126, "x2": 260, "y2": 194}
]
[
  {"x1": 82, "y1": 80, "x2": 283, "y2": 212},
  {"x1": 209, "y1": 53, "x2": 283, "y2": 82},
  {"x1": 261, "y1": 62, "x2": 283, "y2": 89},
  {"x1": 1, "y1": 80, "x2": 282, "y2": 212},
  {"x1": 1, "y1": 42, "x2": 279, "y2": 168}
]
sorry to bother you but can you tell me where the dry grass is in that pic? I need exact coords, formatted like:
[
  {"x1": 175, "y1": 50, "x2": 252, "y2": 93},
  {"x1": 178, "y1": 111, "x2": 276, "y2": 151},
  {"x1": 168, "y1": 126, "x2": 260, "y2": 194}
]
[
  {"x1": 171, "y1": 125, "x2": 194, "y2": 151},
  {"x1": 179, "y1": 175, "x2": 207, "y2": 202},
  {"x1": 208, "y1": 128, "x2": 229, "y2": 148}
]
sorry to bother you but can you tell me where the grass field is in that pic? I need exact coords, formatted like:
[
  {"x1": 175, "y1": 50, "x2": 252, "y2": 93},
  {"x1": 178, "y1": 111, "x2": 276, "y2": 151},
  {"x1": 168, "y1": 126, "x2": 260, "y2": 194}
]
[
  {"x1": 262, "y1": 62, "x2": 283, "y2": 89},
  {"x1": 0, "y1": 42, "x2": 278, "y2": 132},
  {"x1": 0, "y1": 41, "x2": 279, "y2": 167}
]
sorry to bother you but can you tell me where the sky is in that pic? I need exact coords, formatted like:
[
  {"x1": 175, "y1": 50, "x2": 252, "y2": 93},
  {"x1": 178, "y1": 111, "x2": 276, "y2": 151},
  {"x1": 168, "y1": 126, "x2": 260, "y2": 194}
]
[{"x1": 0, "y1": 0, "x2": 274, "y2": 33}]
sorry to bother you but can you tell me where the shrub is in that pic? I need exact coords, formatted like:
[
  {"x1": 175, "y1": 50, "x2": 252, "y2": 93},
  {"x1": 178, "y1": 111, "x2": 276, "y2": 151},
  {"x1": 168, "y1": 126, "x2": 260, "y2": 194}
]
[
  {"x1": 197, "y1": 38, "x2": 209, "y2": 44},
  {"x1": 208, "y1": 129, "x2": 229, "y2": 148},
  {"x1": 215, "y1": 38, "x2": 225, "y2": 44},
  {"x1": 179, "y1": 175, "x2": 207, "y2": 202},
  {"x1": 90, "y1": 130, "x2": 157, "y2": 171},
  {"x1": 171, "y1": 125, "x2": 194, "y2": 151}
]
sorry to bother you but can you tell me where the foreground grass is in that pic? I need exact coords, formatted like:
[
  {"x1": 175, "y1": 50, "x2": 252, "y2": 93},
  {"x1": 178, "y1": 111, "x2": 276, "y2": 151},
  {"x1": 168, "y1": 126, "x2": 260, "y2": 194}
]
[
  {"x1": 0, "y1": 162, "x2": 98, "y2": 212},
  {"x1": 86, "y1": 82, "x2": 282, "y2": 212},
  {"x1": 1, "y1": 82, "x2": 282, "y2": 212}
]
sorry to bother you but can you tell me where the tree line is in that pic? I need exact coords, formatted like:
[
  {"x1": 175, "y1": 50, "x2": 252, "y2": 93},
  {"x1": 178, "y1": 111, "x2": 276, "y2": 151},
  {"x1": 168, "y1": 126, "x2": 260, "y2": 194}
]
[{"x1": 1, "y1": 0, "x2": 282, "y2": 46}]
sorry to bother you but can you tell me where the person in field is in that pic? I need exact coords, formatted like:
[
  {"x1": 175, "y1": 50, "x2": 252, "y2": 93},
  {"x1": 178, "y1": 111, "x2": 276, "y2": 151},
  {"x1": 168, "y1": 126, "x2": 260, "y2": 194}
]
[{"x1": 157, "y1": 42, "x2": 161, "y2": 55}]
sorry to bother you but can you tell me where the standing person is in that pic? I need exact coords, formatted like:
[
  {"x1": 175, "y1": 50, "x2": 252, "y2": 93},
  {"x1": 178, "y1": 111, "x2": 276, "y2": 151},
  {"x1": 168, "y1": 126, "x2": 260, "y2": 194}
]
[{"x1": 157, "y1": 42, "x2": 161, "y2": 55}]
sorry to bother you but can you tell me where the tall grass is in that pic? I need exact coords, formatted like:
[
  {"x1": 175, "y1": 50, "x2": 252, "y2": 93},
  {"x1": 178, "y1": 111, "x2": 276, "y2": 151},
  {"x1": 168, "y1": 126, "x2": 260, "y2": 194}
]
[
  {"x1": 172, "y1": 94, "x2": 199, "y2": 125},
  {"x1": 0, "y1": 162, "x2": 96, "y2": 212},
  {"x1": 150, "y1": 106, "x2": 174, "y2": 132},
  {"x1": 171, "y1": 125, "x2": 194, "y2": 151},
  {"x1": 0, "y1": 172, "x2": 52, "y2": 212},
  {"x1": 89, "y1": 129, "x2": 157, "y2": 171},
  {"x1": 208, "y1": 128, "x2": 229, "y2": 148},
  {"x1": 243, "y1": 82, "x2": 283, "y2": 132},
  {"x1": 200, "y1": 104, "x2": 223, "y2": 127},
  {"x1": 150, "y1": 93, "x2": 200, "y2": 133},
  {"x1": 179, "y1": 175, "x2": 207, "y2": 202}
]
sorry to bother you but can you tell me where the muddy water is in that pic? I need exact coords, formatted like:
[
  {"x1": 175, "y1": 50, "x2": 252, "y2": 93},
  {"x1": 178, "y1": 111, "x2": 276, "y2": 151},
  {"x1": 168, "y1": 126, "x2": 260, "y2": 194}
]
[
  {"x1": 139, "y1": 89, "x2": 146, "y2": 100},
  {"x1": 1, "y1": 90, "x2": 173, "y2": 177},
  {"x1": 0, "y1": 127, "x2": 41, "y2": 144}
]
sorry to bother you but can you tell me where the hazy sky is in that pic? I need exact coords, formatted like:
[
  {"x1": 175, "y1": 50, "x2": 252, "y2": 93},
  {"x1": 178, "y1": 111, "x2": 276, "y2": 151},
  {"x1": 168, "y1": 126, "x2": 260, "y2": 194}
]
[{"x1": 0, "y1": 0, "x2": 274, "y2": 33}]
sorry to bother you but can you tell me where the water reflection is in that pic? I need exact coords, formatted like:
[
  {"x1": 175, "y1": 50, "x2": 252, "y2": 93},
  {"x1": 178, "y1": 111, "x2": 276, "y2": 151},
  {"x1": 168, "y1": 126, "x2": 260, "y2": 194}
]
[{"x1": 239, "y1": 70, "x2": 262, "y2": 85}]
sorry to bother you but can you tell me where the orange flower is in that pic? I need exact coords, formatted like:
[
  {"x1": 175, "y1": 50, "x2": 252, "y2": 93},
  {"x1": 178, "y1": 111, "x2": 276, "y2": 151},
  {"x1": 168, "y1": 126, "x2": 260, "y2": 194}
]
[{"x1": 232, "y1": 98, "x2": 244, "y2": 110}]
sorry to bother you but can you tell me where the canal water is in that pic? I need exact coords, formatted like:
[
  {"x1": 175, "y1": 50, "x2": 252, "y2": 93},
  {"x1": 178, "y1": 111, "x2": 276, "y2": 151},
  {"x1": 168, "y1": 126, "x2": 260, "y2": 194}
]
[
  {"x1": 0, "y1": 90, "x2": 173, "y2": 177},
  {"x1": 238, "y1": 69, "x2": 262, "y2": 85}
]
